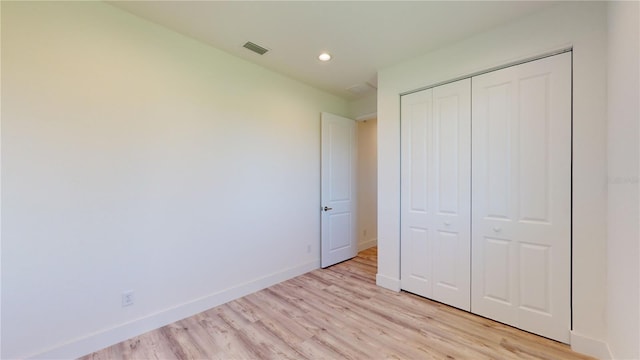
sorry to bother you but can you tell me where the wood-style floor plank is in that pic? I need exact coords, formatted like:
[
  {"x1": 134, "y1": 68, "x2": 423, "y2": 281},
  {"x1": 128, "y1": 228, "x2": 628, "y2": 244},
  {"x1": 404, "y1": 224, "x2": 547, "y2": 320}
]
[{"x1": 80, "y1": 248, "x2": 594, "y2": 360}]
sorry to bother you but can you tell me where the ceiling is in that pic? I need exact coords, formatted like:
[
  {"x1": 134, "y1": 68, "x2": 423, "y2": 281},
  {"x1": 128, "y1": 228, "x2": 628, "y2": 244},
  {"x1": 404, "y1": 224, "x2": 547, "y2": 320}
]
[{"x1": 109, "y1": 1, "x2": 559, "y2": 100}]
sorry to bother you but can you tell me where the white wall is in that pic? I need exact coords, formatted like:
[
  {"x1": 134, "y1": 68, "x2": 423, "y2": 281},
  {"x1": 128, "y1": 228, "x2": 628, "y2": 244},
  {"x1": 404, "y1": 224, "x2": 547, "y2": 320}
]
[
  {"x1": 0, "y1": 2, "x2": 348, "y2": 358},
  {"x1": 606, "y1": 1, "x2": 640, "y2": 359},
  {"x1": 377, "y1": 2, "x2": 609, "y2": 357},
  {"x1": 357, "y1": 119, "x2": 378, "y2": 251}
]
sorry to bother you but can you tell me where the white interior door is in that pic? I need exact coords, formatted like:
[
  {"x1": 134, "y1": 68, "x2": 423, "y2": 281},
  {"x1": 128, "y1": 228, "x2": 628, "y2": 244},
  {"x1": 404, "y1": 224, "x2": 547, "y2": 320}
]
[
  {"x1": 321, "y1": 112, "x2": 357, "y2": 268},
  {"x1": 471, "y1": 53, "x2": 571, "y2": 343},
  {"x1": 400, "y1": 79, "x2": 471, "y2": 311}
]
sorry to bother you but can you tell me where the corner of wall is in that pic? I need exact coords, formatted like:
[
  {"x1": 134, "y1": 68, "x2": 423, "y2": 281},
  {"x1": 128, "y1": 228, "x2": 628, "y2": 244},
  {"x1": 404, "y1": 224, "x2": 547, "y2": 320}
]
[
  {"x1": 571, "y1": 331, "x2": 613, "y2": 360},
  {"x1": 605, "y1": 2, "x2": 640, "y2": 359},
  {"x1": 358, "y1": 238, "x2": 377, "y2": 252}
]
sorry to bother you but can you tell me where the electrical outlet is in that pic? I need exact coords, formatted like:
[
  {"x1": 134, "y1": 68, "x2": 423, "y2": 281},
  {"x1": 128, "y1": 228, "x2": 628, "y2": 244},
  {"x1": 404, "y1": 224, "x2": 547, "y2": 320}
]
[
  {"x1": 363, "y1": 229, "x2": 367, "y2": 237},
  {"x1": 307, "y1": 244, "x2": 311, "y2": 253},
  {"x1": 122, "y1": 290, "x2": 134, "y2": 307}
]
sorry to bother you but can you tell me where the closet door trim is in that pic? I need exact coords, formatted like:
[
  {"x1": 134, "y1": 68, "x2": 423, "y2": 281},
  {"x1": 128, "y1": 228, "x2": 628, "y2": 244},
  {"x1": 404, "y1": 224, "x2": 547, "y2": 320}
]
[{"x1": 400, "y1": 47, "x2": 572, "y2": 98}]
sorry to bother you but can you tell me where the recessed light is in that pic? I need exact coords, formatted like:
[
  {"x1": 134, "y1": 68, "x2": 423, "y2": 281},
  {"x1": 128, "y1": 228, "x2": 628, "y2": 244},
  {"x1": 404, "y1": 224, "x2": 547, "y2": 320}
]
[{"x1": 318, "y1": 52, "x2": 332, "y2": 62}]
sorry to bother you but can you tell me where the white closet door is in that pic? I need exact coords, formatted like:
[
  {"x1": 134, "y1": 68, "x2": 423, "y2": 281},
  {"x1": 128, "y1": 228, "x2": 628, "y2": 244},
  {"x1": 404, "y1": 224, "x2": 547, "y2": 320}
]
[
  {"x1": 401, "y1": 79, "x2": 471, "y2": 311},
  {"x1": 471, "y1": 53, "x2": 571, "y2": 343}
]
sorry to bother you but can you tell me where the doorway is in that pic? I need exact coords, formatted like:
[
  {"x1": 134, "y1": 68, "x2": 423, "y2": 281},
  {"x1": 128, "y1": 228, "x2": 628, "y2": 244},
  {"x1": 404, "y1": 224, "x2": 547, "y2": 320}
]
[{"x1": 356, "y1": 116, "x2": 378, "y2": 252}]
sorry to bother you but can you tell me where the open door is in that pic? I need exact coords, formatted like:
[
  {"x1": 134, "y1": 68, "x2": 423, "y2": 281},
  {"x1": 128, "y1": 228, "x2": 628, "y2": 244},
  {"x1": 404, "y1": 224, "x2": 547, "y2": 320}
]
[{"x1": 321, "y1": 112, "x2": 357, "y2": 268}]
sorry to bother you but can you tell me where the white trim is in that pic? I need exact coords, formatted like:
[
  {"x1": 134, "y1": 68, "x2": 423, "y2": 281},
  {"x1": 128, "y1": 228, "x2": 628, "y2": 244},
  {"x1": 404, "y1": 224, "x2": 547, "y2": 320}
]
[
  {"x1": 376, "y1": 274, "x2": 401, "y2": 292},
  {"x1": 401, "y1": 47, "x2": 573, "y2": 96},
  {"x1": 28, "y1": 260, "x2": 319, "y2": 359},
  {"x1": 358, "y1": 238, "x2": 377, "y2": 252},
  {"x1": 570, "y1": 331, "x2": 612, "y2": 359}
]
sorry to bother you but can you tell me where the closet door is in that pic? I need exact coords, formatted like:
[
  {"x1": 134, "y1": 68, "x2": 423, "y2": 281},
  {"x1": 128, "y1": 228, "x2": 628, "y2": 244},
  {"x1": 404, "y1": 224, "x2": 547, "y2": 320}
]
[
  {"x1": 471, "y1": 53, "x2": 571, "y2": 343},
  {"x1": 401, "y1": 79, "x2": 471, "y2": 311}
]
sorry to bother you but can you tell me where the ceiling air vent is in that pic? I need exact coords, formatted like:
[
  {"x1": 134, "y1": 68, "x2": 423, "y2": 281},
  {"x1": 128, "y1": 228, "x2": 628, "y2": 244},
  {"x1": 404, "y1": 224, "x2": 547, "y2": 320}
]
[{"x1": 243, "y1": 41, "x2": 269, "y2": 55}]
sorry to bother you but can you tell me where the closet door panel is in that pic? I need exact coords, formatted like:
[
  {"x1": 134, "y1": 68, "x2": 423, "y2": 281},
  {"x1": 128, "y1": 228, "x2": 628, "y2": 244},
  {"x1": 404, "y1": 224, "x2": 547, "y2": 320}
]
[
  {"x1": 431, "y1": 80, "x2": 471, "y2": 310},
  {"x1": 435, "y1": 93, "x2": 461, "y2": 214},
  {"x1": 483, "y1": 237, "x2": 513, "y2": 305},
  {"x1": 484, "y1": 81, "x2": 514, "y2": 220},
  {"x1": 519, "y1": 75, "x2": 552, "y2": 223},
  {"x1": 401, "y1": 89, "x2": 434, "y2": 296},
  {"x1": 471, "y1": 52, "x2": 571, "y2": 343},
  {"x1": 401, "y1": 79, "x2": 470, "y2": 311}
]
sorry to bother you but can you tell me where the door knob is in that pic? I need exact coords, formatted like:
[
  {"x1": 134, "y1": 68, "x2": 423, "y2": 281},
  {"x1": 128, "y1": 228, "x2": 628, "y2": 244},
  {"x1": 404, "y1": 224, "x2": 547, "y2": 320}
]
[{"x1": 323, "y1": 206, "x2": 333, "y2": 211}]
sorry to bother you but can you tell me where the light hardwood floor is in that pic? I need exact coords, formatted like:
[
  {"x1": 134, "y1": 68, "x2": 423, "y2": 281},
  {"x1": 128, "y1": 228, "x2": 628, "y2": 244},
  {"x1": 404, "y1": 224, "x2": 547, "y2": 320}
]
[{"x1": 82, "y1": 248, "x2": 594, "y2": 360}]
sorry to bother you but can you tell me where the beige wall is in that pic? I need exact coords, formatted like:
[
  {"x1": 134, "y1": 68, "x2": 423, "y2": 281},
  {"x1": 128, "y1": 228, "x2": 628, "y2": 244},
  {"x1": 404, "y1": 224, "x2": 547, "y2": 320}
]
[
  {"x1": 377, "y1": 2, "x2": 609, "y2": 357},
  {"x1": 357, "y1": 119, "x2": 378, "y2": 251},
  {"x1": 1, "y1": 2, "x2": 348, "y2": 358}
]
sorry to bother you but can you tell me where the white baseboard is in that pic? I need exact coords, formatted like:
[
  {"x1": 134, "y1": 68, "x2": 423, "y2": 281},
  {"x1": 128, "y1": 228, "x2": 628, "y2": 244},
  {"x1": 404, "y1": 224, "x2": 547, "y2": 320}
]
[
  {"x1": 358, "y1": 238, "x2": 377, "y2": 251},
  {"x1": 29, "y1": 260, "x2": 319, "y2": 359},
  {"x1": 571, "y1": 331, "x2": 612, "y2": 359},
  {"x1": 376, "y1": 273, "x2": 401, "y2": 292}
]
